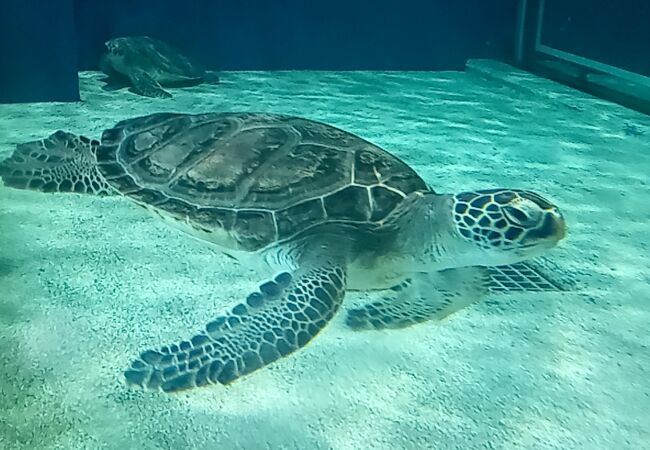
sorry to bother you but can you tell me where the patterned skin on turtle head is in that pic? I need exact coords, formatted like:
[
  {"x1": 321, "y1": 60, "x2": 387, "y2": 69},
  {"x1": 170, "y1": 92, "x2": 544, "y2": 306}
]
[{"x1": 451, "y1": 189, "x2": 566, "y2": 261}]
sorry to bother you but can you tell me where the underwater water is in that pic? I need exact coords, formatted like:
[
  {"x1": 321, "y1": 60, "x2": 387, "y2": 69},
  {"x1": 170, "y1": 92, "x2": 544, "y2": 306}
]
[{"x1": 0, "y1": 60, "x2": 649, "y2": 449}]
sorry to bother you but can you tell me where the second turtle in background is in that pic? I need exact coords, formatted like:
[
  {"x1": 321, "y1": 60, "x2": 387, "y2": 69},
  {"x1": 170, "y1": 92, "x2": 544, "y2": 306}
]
[{"x1": 99, "y1": 36, "x2": 220, "y2": 98}]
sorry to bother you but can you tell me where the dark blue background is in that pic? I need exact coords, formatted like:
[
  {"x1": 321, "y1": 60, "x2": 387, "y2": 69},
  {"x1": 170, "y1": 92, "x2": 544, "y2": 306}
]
[
  {"x1": 1, "y1": 0, "x2": 518, "y2": 103},
  {"x1": 0, "y1": 0, "x2": 80, "y2": 102},
  {"x1": 74, "y1": 0, "x2": 517, "y2": 71},
  {"x1": 541, "y1": 0, "x2": 650, "y2": 77},
  {"x1": 3, "y1": 0, "x2": 648, "y2": 104}
]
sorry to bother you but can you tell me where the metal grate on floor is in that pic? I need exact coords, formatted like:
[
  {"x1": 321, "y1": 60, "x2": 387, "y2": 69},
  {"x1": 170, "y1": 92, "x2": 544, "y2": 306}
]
[{"x1": 486, "y1": 260, "x2": 574, "y2": 293}]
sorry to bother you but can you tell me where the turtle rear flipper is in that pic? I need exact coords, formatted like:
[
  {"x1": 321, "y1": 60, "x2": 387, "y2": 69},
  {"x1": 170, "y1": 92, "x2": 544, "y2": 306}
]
[
  {"x1": 124, "y1": 248, "x2": 347, "y2": 392},
  {"x1": 129, "y1": 70, "x2": 172, "y2": 98},
  {"x1": 346, "y1": 267, "x2": 489, "y2": 330},
  {"x1": 0, "y1": 131, "x2": 112, "y2": 195}
]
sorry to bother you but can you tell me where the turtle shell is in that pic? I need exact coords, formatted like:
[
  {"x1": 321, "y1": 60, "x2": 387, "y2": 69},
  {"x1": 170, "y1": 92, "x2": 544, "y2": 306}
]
[{"x1": 96, "y1": 112, "x2": 429, "y2": 251}]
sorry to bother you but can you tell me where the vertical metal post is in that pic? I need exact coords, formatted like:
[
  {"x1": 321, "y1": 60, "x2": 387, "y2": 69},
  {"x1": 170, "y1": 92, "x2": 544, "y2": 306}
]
[
  {"x1": 514, "y1": 0, "x2": 528, "y2": 65},
  {"x1": 513, "y1": 0, "x2": 543, "y2": 70}
]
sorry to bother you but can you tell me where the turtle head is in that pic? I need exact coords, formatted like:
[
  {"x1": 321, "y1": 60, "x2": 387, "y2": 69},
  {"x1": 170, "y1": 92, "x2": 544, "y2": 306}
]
[
  {"x1": 449, "y1": 189, "x2": 566, "y2": 265},
  {"x1": 105, "y1": 38, "x2": 127, "y2": 57},
  {"x1": 103, "y1": 37, "x2": 136, "y2": 71},
  {"x1": 103, "y1": 38, "x2": 124, "y2": 71}
]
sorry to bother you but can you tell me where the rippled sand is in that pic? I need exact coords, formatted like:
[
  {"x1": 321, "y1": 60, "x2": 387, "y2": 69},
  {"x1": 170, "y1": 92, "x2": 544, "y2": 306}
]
[{"x1": 0, "y1": 60, "x2": 648, "y2": 449}]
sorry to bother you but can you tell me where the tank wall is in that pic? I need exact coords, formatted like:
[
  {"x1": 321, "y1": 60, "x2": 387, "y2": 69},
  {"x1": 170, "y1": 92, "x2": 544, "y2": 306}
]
[
  {"x1": 74, "y1": 0, "x2": 518, "y2": 71},
  {"x1": 541, "y1": 0, "x2": 650, "y2": 77},
  {"x1": 0, "y1": 0, "x2": 80, "y2": 103}
]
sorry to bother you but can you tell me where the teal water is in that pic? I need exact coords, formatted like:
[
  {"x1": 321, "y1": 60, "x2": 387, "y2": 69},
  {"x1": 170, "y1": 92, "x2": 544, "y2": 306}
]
[{"x1": 0, "y1": 61, "x2": 649, "y2": 449}]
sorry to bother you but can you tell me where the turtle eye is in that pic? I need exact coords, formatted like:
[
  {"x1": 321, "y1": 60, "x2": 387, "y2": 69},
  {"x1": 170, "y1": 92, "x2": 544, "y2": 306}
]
[{"x1": 503, "y1": 206, "x2": 532, "y2": 225}]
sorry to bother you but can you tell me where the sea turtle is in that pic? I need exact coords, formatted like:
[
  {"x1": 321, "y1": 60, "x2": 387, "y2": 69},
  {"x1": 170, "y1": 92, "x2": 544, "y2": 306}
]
[
  {"x1": 99, "y1": 36, "x2": 220, "y2": 98},
  {"x1": 0, "y1": 112, "x2": 566, "y2": 392}
]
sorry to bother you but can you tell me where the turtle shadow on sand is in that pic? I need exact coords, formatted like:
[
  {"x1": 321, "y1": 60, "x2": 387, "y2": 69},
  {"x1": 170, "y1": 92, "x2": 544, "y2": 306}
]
[{"x1": 98, "y1": 36, "x2": 220, "y2": 99}]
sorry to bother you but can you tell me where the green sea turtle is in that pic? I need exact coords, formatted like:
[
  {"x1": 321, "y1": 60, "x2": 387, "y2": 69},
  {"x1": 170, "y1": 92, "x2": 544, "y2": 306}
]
[
  {"x1": 100, "y1": 36, "x2": 220, "y2": 98},
  {"x1": 0, "y1": 112, "x2": 566, "y2": 392}
]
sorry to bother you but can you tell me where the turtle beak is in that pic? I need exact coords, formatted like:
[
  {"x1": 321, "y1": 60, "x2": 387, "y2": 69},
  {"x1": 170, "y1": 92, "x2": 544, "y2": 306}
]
[
  {"x1": 547, "y1": 208, "x2": 567, "y2": 242},
  {"x1": 554, "y1": 211, "x2": 567, "y2": 241},
  {"x1": 537, "y1": 208, "x2": 567, "y2": 243},
  {"x1": 520, "y1": 207, "x2": 566, "y2": 248}
]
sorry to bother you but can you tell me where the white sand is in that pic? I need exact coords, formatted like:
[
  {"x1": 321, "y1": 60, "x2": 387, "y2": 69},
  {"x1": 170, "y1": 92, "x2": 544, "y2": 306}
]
[{"x1": 0, "y1": 60, "x2": 649, "y2": 449}]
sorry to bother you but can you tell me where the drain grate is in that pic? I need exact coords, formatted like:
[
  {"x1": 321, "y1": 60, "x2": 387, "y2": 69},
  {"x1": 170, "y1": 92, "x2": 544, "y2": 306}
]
[{"x1": 487, "y1": 260, "x2": 574, "y2": 293}]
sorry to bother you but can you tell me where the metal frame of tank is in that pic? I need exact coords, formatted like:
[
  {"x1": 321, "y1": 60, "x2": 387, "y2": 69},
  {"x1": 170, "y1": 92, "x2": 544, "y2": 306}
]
[{"x1": 514, "y1": 0, "x2": 650, "y2": 115}]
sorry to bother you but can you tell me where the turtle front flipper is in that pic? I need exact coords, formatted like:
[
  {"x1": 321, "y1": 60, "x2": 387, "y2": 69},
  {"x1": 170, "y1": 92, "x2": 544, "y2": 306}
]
[
  {"x1": 128, "y1": 69, "x2": 172, "y2": 98},
  {"x1": 346, "y1": 267, "x2": 489, "y2": 330},
  {"x1": 125, "y1": 260, "x2": 347, "y2": 392},
  {"x1": 0, "y1": 131, "x2": 113, "y2": 195}
]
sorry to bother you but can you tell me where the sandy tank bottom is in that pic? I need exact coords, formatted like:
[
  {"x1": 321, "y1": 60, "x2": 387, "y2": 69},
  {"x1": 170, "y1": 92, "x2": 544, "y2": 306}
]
[{"x1": 0, "y1": 60, "x2": 648, "y2": 449}]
